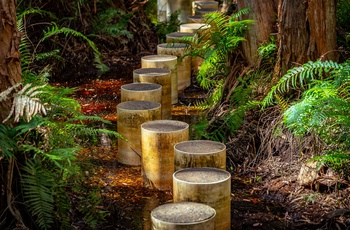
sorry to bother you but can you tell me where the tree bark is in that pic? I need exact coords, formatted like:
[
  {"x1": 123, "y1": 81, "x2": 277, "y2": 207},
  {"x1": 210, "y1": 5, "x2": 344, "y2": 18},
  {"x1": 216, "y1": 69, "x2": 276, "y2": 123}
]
[
  {"x1": 274, "y1": 0, "x2": 338, "y2": 77},
  {"x1": 236, "y1": 0, "x2": 278, "y2": 67},
  {"x1": 0, "y1": 0, "x2": 22, "y2": 122}
]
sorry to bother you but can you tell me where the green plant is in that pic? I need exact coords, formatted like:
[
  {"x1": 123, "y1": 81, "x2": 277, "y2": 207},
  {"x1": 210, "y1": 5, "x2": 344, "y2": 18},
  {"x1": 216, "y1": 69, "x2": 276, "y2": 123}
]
[
  {"x1": 187, "y1": 9, "x2": 253, "y2": 93},
  {"x1": 257, "y1": 36, "x2": 277, "y2": 67},
  {"x1": 186, "y1": 9, "x2": 255, "y2": 142},
  {"x1": 92, "y1": 8, "x2": 133, "y2": 40},
  {"x1": 263, "y1": 59, "x2": 350, "y2": 176},
  {"x1": 78, "y1": 190, "x2": 109, "y2": 229},
  {"x1": 155, "y1": 10, "x2": 182, "y2": 43},
  {"x1": 262, "y1": 60, "x2": 342, "y2": 108},
  {"x1": 42, "y1": 22, "x2": 109, "y2": 75}
]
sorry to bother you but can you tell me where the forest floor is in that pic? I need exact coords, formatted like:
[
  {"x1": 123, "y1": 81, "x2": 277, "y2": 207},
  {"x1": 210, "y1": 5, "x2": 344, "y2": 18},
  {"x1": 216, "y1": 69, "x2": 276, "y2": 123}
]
[{"x1": 54, "y1": 55, "x2": 350, "y2": 230}]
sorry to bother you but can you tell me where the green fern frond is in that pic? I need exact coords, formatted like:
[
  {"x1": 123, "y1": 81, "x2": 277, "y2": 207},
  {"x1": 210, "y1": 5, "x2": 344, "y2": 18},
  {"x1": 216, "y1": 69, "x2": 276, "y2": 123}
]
[
  {"x1": 22, "y1": 159, "x2": 55, "y2": 230},
  {"x1": 92, "y1": 8, "x2": 133, "y2": 39},
  {"x1": 231, "y1": 7, "x2": 250, "y2": 20},
  {"x1": 54, "y1": 187, "x2": 71, "y2": 229},
  {"x1": 78, "y1": 190, "x2": 109, "y2": 229},
  {"x1": 18, "y1": 8, "x2": 57, "y2": 21},
  {"x1": 274, "y1": 94, "x2": 289, "y2": 111},
  {"x1": 0, "y1": 124, "x2": 18, "y2": 159},
  {"x1": 262, "y1": 60, "x2": 342, "y2": 108},
  {"x1": 42, "y1": 23, "x2": 109, "y2": 74}
]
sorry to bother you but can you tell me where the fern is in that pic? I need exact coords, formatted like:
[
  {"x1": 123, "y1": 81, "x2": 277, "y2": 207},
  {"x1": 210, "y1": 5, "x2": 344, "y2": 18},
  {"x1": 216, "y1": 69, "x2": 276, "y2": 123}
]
[
  {"x1": 262, "y1": 60, "x2": 342, "y2": 108},
  {"x1": 22, "y1": 159, "x2": 55, "y2": 230},
  {"x1": 92, "y1": 8, "x2": 133, "y2": 39},
  {"x1": 42, "y1": 23, "x2": 109, "y2": 74},
  {"x1": 3, "y1": 83, "x2": 47, "y2": 123},
  {"x1": 0, "y1": 125, "x2": 18, "y2": 159},
  {"x1": 78, "y1": 190, "x2": 109, "y2": 229}
]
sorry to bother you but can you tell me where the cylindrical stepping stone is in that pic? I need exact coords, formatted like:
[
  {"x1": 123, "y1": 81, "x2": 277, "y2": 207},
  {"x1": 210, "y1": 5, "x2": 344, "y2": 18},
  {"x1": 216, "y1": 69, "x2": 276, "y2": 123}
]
[
  {"x1": 141, "y1": 120, "x2": 189, "y2": 190},
  {"x1": 174, "y1": 140, "x2": 226, "y2": 171},
  {"x1": 141, "y1": 55, "x2": 178, "y2": 105},
  {"x1": 133, "y1": 68, "x2": 172, "y2": 119},
  {"x1": 151, "y1": 202, "x2": 216, "y2": 229},
  {"x1": 121, "y1": 83, "x2": 162, "y2": 103},
  {"x1": 179, "y1": 23, "x2": 210, "y2": 35},
  {"x1": 157, "y1": 43, "x2": 191, "y2": 93},
  {"x1": 196, "y1": 8, "x2": 218, "y2": 16},
  {"x1": 192, "y1": 1, "x2": 219, "y2": 15},
  {"x1": 117, "y1": 100, "x2": 161, "y2": 166},
  {"x1": 173, "y1": 167, "x2": 231, "y2": 230},
  {"x1": 166, "y1": 32, "x2": 195, "y2": 44},
  {"x1": 187, "y1": 15, "x2": 204, "y2": 23}
]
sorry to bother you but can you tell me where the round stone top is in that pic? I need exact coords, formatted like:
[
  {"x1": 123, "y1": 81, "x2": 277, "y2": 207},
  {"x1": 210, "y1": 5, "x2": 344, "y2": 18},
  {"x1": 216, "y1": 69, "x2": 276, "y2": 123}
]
[
  {"x1": 117, "y1": 100, "x2": 161, "y2": 111},
  {"x1": 174, "y1": 168, "x2": 230, "y2": 183},
  {"x1": 121, "y1": 83, "x2": 162, "y2": 92},
  {"x1": 151, "y1": 202, "x2": 216, "y2": 224},
  {"x1": 187, "y1": 15, "x2": 204, "y2": 23},
  {"x1": 141, "y1": 120, "x2": 189, "y2": 133},
  {"x1": 141, "y1": 54, "x2": 177, "y2": 62},
  {"x1": 157, "y1": 43, "x2": 189, "y2": 49},
  {"x1": 193, "y1": 1, "x2": 219, "y2": 6},
  {"x1": 174, "y1": 140, "x2": 226, "y2": 154},
  {"x1": 180, "y1": 23, "x2": 210, "y2": 30},
  {"x1": 133, "y1": 68, "x2": 170, "y2": 76},
  {"x1": 166, "y1": 32, "x2": 195, "y2": 39},
  {"x1": 197, "y1": 9, "x2": 218, "y2": 15}
]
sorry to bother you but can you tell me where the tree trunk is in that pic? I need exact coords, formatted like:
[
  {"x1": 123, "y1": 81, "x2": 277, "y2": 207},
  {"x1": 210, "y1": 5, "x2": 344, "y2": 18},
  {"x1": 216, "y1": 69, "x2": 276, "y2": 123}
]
[
  {"x1": 0, "y1": 0, "x2": 22, "y2": 121},
  {"x1": 274, "y1": 0, "x2": 338, "y2": 77},
  {"x1": 236, "y1": 0, "x2": 278, "y2": 67}
]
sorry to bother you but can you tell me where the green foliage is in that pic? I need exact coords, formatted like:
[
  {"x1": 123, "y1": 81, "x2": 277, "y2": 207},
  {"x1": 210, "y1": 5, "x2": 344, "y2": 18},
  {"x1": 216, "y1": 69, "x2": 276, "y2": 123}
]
[
  {"x1": 78, "y1": 190, "x2": 109, "y2": 229},
  {"x1": 188, "y1": 9, "x2": 256, "y2": 142},
  {"x1": 263, "y1": 59, "x2": 350, "y2": 176},
  {"x1": 144, "y1": 0, "x2": 158, "y2": 24},
  {"x1": 311, "y1": 151, "x2": 350, "y2": 175},
  {"x1": 258, "y1": 36, "x2": 277, "y2": 67},
  {"x1": 262, "y1": 60, "x2": 342, "y2": 108},
  {"x1": 155, "y1": 10, "x2": 182, "y2": 43},
  {"x1": 22, "y1": 159, "x2": 55, "y2": 230},
  {"x1": 42, "y1": 22, "x2": 109, "y2": 75},
  {"x1": 190, "y1": 10, "x2": 253, "y2": 90},
  {"x1": 92, "y1": 8, "x2": 132, "y2": 40}
]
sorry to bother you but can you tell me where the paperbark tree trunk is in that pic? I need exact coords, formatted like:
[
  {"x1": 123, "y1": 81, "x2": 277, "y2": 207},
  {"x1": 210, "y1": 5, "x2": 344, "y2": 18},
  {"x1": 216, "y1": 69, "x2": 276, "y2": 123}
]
[
  {"x1": 274, "y1": 0, "x2": 338, "y2": 76},
  {"x1": 236, "y1": 0, "x2": 278, "y2": 67},
  {"x1": 236, "y1": 0, "x2": 337, "y2": 76},
  {"x1": 0, "y1": 0, "x2": 22, "y2": 122}
]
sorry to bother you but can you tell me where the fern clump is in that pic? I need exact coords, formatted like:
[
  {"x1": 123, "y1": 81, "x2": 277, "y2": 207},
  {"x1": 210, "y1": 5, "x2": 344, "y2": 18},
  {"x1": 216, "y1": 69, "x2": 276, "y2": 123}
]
[{"x1": 263, "y1": 59, "x2": 350, "y2": 177}]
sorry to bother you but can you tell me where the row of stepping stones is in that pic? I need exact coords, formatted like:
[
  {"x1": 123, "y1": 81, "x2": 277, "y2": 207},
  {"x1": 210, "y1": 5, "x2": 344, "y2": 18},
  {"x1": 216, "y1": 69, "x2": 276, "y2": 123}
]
[{"x1": 117, "y1": 1, "x2": 232, "y2": 229}]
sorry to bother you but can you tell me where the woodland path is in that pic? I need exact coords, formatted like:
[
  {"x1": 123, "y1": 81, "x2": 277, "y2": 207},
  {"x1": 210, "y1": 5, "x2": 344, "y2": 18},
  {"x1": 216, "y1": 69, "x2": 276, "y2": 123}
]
[{"x1": 51, "y1": 64, "x2": 347, "y2": 229}]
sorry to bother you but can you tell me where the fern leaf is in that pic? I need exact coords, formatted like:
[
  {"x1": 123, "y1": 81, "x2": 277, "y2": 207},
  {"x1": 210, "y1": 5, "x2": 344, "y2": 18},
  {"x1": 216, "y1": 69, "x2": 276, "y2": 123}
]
[
  {"x1": 262, "y1": 60, "x2": 343, "y2": 108},
  {"x1": 22, "y1": 159, "x2": 55, "y2": 230}
]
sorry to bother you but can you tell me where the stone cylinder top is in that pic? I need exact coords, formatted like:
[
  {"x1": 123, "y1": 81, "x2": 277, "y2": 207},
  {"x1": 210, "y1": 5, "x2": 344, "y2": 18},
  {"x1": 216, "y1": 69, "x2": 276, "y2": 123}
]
[
  {"x1": 174, "y1": 168, "x2": 231, "y2": 184},
  {"x1": 117, "y1": 100, "x2": 161, "y2": 111},
  {"x1": 175, "y1": 140, "x2": 226, "y2": 154},
  {"x1": 141, "y1": 120, "x2": 189, "y2": 133},
  {"x1": 151, "y1": 202, "x2": 216, "y2": 224}
]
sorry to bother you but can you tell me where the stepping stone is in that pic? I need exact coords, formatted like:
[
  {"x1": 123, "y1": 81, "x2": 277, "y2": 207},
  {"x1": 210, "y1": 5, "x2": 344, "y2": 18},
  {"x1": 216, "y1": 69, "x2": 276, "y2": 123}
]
[
  {"x1": 141, "y1": 120, "x2": 189, "y2": 190},
  {"x1": 157, "y1": 43, "x2": 191, "y2": 93},
  {"x1": 151, "y1": 202, "x2": 216, "y2": 229},
  {"x1": 173, "y1": 167, "x2": 231, "y2": 230},
  {"x1": 117, "y1": 100, "x2": 161, "y2": 166},
  {"x1": 133, "y1": 68, "x2": 172, "y2": 119},
  {"x1": 121, "y1": 82, "x2": 162, "y2": 104},
  {"x1": 141, "y1": 55, "x2": 179, "y2": 105},
  {"x1": 174, "y1": 140, "x2": 226, "y2": 171}
]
